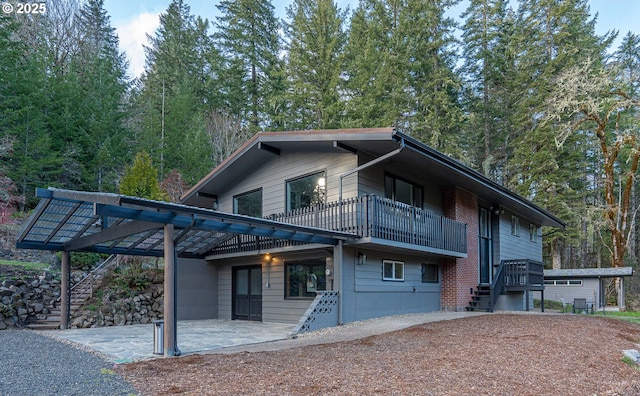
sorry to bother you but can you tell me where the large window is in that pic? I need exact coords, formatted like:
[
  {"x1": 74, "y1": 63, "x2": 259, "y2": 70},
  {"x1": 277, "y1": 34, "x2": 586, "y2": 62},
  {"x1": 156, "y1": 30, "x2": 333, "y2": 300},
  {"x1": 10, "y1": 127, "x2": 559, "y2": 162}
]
[
  {"x1": 383, "y1": 260, "x2": 404, "y2": 281},
  {"x1": 233, "y1": 189, "x2": 262, "y2": 217},
  {"x1": 285, "y1": 260, "x2": 326, "y2": 299},
  {"x1": 286, "y1": 171, "x2": 326, "y2": 211},
  {"x1": 384, "y1": 174, "x2": 423, "y2": 208}
]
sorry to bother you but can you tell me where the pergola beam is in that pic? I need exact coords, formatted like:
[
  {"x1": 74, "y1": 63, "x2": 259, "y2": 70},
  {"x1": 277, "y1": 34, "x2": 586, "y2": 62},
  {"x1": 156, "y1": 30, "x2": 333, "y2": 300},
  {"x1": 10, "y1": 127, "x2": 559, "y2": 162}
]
[
  {"x1": 62, "y1": 220, "x2": 161, "y2": 251},
  {"x1": 94, "y1": 203, "x2": 346, "y2": 246}
]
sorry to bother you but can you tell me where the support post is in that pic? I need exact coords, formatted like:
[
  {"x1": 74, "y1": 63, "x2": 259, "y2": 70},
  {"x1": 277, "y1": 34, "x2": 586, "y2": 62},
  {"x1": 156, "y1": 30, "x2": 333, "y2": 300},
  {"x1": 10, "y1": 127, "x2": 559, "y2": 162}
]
[
  {"x1": 164, "y1": 224, "x2": 177, "y2": 356},
  {"x1": 334, "y1": 240, "x2": 343, "y2": 325},
  {"x1": 60, "y1": 251, "x2": 70, "y2": 329},
  {"x1": 619, "y1": 277, "x2": 625, "y2": 311}
]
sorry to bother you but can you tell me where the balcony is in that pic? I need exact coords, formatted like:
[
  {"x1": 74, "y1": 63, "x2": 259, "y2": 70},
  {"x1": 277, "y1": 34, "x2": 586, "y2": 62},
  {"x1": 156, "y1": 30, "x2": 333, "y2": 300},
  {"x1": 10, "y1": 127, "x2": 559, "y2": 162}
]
[{"x1": 210, "y1": 195, "x2": 467, "y2": 256}]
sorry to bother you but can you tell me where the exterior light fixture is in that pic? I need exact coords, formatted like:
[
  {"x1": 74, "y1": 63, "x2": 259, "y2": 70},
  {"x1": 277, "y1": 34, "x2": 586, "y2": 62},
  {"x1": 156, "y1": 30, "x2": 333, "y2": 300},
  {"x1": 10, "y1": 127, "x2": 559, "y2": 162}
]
[{"x1": 357, "y1": 252, "x2": 366, "y2": 265}]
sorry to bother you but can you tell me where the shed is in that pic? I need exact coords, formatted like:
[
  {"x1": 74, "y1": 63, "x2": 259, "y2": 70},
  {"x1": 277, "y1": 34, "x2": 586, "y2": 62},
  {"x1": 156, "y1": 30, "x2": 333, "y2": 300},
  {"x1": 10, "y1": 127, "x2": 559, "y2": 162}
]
[{"x1": 537, "y1": 267, "x2": 634, "y2": 310}]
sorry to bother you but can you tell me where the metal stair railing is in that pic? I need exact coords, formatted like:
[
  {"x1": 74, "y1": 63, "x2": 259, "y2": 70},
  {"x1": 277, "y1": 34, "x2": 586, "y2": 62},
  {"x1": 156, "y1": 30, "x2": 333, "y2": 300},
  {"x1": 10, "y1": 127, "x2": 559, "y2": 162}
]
[{"x1": 489, "y1": 261, "x2": 507, "y2": 312}]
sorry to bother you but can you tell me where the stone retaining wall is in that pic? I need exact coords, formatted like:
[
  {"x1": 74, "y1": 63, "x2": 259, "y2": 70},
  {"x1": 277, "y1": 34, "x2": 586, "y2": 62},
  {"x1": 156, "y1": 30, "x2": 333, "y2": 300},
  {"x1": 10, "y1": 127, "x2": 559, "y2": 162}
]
[
  {"x1": 0, "y1": 271, "x2": 60, "y2": 329},
  {"x1": 70, "y1": 284, "x2": 164, "y2": 328},
  {"x1": 0, "y1": 269, "x2": 164, "y2": 330}
]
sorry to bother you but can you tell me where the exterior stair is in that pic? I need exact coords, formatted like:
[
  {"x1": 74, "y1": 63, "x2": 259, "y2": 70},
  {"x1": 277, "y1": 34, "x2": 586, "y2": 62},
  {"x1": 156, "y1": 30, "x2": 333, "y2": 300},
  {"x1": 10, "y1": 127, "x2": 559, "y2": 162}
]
[
  {"x1": 466, "y1": 285, "x2": 492, "y2": 312},
  {"x1": 26, "y1": 255, "x2": 117, "y2": 330}
]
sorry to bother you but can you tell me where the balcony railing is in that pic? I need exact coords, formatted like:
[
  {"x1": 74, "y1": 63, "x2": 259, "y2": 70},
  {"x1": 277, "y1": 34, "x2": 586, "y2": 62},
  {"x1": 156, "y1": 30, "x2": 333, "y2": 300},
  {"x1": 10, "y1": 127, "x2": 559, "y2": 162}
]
[{"x1": 210, "y1": 195, "x2": 467, "y2": 255}]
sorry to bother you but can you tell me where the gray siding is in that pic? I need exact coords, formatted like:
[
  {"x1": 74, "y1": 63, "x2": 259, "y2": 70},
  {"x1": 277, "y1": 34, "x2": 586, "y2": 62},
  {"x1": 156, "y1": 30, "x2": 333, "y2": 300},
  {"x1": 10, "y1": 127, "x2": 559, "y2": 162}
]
[
  {"x1": 262, "y1": 257, "x2": 316, "y2": 324},
  {"x1": 176, "y1": 258, "x2": 218, "y2": 320},
  {"x1": 537, "y1": 278, "x2": 600, "y2": 305},
  {"x1": 214, "y1": 151, "x2": 358, "y2": 216},
  {"x1": 341, "y1": 248, "x2": 441, "y2": 323},
  {"x1": 358, "y1": 160, "x2": 444, "y2": 214},
  {"x1": 217, "y1": 263, "x2": 232, "y2": 320},
  {"x1": 496, "y1": 210, "x2": 543, "y2": 262},
  {"x1": 215, "y1": 252, "x2": 330, "y2": 324}
]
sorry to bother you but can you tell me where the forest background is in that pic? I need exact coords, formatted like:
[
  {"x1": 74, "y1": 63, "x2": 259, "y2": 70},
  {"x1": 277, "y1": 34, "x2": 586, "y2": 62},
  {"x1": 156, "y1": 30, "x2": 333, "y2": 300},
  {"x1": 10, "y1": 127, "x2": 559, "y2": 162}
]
[{"x1": 0, "y1": 0, "x2": 639, "y2": 291}]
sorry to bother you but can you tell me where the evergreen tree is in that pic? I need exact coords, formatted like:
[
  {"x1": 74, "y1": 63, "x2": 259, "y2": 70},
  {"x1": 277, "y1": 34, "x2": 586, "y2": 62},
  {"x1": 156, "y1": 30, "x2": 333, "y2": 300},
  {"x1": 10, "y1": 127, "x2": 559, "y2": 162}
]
[
  {"x1": 214, "y1": 0, "x2": 285, "y2": 131},
  {"x1": 615, "y1": 32, "x2": 640, "y2": 96},
  {"x1": 342, "y1": 1, "x2": 404, "y2": 129},
  {"x1": 342, "y1": 0, "x2": 463, "y2": 153},
  {"x1": 509, "y1": 0, "x2": 613, "y2": 269},
  {"x1": 2, "y1": 11, "x2": 63, "y2": 207},
  {"x1": 284, "y1": 0, "x2": 348, "y2": 130},
  {"x1": 74, "y1": 0, "x2": 131, "y2": 192},
  {"x1": 135, "y1": 0, "x2": 217, "y2": 182},
  {"x1": 119, "y1": 151, "x2": 168, "y2": 201},
  {"x1": 460, "y1": 0, "x2": 516, "y2": 179}
]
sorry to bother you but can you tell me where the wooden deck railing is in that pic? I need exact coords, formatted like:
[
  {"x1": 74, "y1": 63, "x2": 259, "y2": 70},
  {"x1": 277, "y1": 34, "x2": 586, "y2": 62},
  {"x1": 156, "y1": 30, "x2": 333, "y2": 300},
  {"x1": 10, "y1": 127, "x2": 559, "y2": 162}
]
[
  {"x1": 487, "y1": 259, "x2": 545, "y2": 312},
  {"x1": 210, "y1": 195, "x2": 467, "y2": 255},
  {"x1": 503, "y1": 259, "x2": 545, "y2": 291}
]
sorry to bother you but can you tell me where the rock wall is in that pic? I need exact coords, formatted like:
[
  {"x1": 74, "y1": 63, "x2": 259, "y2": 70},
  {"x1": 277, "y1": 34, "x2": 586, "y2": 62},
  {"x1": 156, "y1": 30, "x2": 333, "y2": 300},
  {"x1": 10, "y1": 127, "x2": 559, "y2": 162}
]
[
  {"x1": 0, "y1": 268, "x2": 164, "y2": 330},
  {"x1": 0, "y1": 271, "x2": 60, "y2": 330},
  {"x1": 70, "y1": 284, "x2": 164, "y2": 328}
]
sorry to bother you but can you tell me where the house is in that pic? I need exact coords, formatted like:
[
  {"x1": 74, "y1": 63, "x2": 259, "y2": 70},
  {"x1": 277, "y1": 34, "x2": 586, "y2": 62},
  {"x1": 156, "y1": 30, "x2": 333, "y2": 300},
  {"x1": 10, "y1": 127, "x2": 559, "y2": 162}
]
[
  {"x1": 535, "y1": 267, "x2": 633, "y2": 311},
  {"x1": 178, "y1": 128, "x2": 563, "y2": 325},
  {"x1": 16, "y1": 127, "x2": 564, "y2": 356}
]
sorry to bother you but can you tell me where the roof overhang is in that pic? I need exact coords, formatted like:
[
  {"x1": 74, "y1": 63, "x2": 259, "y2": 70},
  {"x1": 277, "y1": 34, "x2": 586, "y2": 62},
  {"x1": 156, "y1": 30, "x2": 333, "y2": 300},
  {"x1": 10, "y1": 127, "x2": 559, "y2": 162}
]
[
  {"x1": 16, "y1": 188, "x2": 356, "y2": 258},
  {"x1": 181, "y1": 128, "x2": 564, "y2": 228},
  {"x1": 544, "y1": 267, "x2": 634, "y2": 278}
]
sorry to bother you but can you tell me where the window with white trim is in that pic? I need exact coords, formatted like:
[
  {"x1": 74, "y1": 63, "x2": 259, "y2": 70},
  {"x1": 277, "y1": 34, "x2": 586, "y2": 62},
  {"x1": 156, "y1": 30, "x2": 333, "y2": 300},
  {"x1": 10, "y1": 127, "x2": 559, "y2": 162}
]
[
  {"x1": 544, "y1": 279, "x2": 583, "y2": 286},
  {"x1": 383, "y1": 260, "x2": 404, "y2": 281},
  {"x1": 529, "y1": 224, "x2": 537, "y2": 242},
  {"x1": 510, "y1": 215, "x2": 520, "y2": 236}
]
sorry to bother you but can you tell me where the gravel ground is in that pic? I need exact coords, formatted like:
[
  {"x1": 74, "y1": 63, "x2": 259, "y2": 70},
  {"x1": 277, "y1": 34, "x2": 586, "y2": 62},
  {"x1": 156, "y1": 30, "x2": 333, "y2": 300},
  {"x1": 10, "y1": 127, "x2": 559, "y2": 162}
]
[
  {"x1": 120, "y1": 314, "x2": 640, "y2": 395},
  {"x1": 0, "y1": 330, "x2": 136, "y2": 396}
]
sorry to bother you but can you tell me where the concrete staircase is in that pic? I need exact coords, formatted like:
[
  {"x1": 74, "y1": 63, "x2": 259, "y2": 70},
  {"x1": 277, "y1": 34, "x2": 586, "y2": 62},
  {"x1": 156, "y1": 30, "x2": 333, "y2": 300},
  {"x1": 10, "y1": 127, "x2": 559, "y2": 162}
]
[{"x1": 27, "y1": 256, "x2": 118, "y2": 330}]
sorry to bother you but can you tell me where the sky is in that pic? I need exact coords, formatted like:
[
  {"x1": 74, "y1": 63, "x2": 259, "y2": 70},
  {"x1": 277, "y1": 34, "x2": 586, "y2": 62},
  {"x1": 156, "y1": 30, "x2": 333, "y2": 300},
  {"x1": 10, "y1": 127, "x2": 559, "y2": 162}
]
[{"x1": 103, "y1": 0, "x2": 640, "y2": 79}]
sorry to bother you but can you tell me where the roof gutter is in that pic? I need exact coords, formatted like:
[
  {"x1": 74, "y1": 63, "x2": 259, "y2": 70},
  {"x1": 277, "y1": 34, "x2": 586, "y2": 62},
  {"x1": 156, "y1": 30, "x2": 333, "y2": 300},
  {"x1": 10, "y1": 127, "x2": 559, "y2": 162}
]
[{"x1": 336, "y1": 136, "x2": 405, "y2": 325}]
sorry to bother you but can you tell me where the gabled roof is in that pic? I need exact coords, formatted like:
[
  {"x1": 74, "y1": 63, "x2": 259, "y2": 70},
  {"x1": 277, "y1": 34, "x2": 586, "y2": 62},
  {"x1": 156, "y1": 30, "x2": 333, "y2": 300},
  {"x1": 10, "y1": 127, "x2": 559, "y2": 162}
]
[
  {"x1": 181, "y1": 128, "x2": 564, "y2": 228},
  {"x1": 544, "y1": 267, "x2": 634, "y2": 278},
  {"x1": 16, "y1": 188, "x2": 356, "y2": 258}
]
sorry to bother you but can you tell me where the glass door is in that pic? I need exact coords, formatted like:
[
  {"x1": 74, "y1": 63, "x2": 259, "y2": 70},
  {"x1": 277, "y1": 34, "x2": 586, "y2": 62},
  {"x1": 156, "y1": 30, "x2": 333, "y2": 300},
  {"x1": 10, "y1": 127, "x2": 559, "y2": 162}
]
[
  {"x1": 479, "y1": 207, "x2": 492, "y2": 284},
  {"x1": 232, "y1": 266, "x2": 262, "y2": 321}
]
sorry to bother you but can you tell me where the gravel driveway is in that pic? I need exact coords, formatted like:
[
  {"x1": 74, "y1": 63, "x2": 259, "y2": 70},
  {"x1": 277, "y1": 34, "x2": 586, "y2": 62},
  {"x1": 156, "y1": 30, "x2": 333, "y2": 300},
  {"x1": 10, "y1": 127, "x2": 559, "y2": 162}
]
[{"x1": 0, "y1": 330, "x2": 136, "y2": 396}]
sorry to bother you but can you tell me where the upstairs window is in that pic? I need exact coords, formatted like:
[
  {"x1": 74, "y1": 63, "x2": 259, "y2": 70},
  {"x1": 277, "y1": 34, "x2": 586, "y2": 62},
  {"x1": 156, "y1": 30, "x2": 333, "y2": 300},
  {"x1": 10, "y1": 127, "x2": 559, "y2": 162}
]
[
  {"x1": 510, "y1": 215, "x2": 520, "y2": 236},
  {"x1": 286, "y1": 171, "x2": 326, "y2": 211},
  {"x1": 233, "y1": 189, "x2": 262, "y2": 217},
  {"x1": 529, "y1": 224, "x2": 538, "y2": 242},
  {"x1": 384, "y1": 174, "x2": 423, "y2": 208}
]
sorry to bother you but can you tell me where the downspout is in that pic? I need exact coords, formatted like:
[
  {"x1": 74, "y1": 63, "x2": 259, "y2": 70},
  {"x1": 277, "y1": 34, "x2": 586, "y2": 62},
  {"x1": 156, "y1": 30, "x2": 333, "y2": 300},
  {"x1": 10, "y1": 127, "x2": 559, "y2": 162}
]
[
  {"x1": 338, "y1": 136, "x2": 406, "y2": 211},
  {"x1": 336, "y1": 137, "x2": 405, "y2": 325}
]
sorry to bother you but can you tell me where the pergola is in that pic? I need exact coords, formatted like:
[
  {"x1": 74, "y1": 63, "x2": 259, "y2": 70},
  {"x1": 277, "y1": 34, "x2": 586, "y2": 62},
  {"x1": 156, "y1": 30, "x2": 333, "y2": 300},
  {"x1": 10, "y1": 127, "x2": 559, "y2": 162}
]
[{"x1": 17, "y1": 188, "x2": 355, "y2": 356}]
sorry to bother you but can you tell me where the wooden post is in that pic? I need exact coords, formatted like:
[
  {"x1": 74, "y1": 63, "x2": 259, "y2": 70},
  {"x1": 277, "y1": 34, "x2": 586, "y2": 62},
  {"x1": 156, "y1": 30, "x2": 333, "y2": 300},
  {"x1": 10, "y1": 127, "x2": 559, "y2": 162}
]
[
  {"x1": 164, "y1": 224, "x2": 176, "y2": 356},
  {"x1": 60, "y1": 251, "x2": 70, "y2": 330}
]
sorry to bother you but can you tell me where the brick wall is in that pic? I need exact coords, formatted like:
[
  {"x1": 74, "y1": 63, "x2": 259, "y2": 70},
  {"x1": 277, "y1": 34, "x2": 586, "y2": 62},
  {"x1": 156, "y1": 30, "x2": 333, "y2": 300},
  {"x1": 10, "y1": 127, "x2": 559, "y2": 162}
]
[{"x1": 441, "y1": 186, "x2": 479, "y2": 311}]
